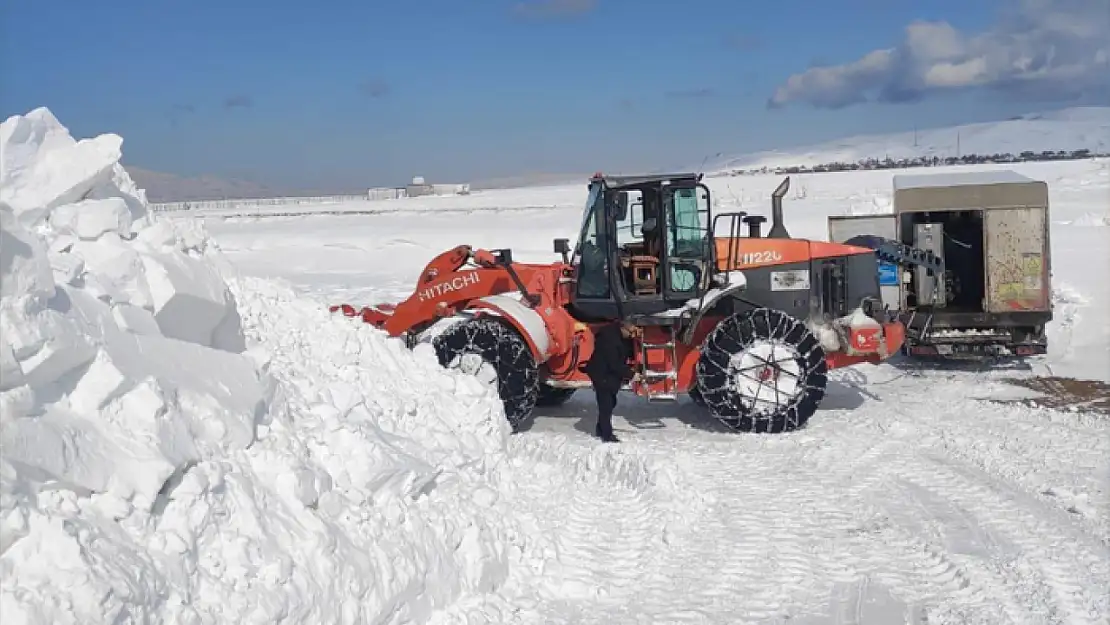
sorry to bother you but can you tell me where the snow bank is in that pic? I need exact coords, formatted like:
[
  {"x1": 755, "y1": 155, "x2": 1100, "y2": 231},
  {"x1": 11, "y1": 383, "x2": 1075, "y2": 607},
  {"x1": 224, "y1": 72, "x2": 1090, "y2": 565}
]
[
  {"x1": 1063, "y1": 211, "x2": 1110, "y2": 227},
  {"x1": 0, "y1": 108, "x2": 518, "y2": 624}
]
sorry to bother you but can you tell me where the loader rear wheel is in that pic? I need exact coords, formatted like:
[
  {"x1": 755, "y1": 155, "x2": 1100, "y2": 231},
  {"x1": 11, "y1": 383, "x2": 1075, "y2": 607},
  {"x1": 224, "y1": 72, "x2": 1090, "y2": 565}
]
[
  {"x1": 433, "y1": 316, "x2": 539, "y2": 431},
  {"x1": 695, "y1": 308, "x2": 827, "y2": 433}
]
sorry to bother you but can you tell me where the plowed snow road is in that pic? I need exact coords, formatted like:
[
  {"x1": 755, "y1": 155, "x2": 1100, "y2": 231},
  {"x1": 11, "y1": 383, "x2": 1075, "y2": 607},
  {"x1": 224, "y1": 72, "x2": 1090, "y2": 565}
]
[{"x1": 421, "y1": 367, "x2": 1109, "y2": 624}]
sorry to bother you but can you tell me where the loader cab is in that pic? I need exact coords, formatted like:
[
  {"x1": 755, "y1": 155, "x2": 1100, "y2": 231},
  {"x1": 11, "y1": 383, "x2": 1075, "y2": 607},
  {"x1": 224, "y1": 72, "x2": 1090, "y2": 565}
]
[{"x1": 560, "y1": 172, "x2": 714, "y2": 321}]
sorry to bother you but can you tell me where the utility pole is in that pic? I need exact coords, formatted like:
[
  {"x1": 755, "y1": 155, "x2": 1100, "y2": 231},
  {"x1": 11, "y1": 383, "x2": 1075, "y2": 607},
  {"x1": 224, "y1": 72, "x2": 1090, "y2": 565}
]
[{"x1": 956, "y1": 131, "x2": 961, "y2": 159}]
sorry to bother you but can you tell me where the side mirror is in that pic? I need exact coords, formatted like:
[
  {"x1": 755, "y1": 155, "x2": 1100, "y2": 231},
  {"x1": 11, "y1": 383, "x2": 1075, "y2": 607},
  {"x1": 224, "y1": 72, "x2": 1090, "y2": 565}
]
[{"x1": 553, "y1": 238, "x2": 571, "y2": 263}]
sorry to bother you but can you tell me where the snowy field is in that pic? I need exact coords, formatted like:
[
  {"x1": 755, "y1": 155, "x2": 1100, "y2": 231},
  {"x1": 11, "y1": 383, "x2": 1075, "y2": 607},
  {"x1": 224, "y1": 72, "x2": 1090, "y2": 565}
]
[
  {"x1": 197, "y1": 160, "x2": 1110, "y2": 622},
  {"x1": 3, "y1": 107, "x2": 1109, "y2": 625},
  {"x1": 198, "y1": 158, "x2": 1110, "y2": 387}
]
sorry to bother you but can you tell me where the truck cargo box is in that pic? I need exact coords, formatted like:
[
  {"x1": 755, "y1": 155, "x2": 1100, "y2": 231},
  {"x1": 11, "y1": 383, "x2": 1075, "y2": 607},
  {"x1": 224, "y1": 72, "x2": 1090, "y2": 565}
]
[
  {"x1": 892, "y1": 170, "x2": 1051, "y2": 316},
  {"x1": 828, "y1": 169, "x2": 1053, "y2": 358}
]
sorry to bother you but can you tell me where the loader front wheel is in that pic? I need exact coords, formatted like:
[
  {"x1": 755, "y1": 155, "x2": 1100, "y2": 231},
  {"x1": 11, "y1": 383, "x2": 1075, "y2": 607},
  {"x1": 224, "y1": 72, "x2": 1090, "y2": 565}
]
[
  {"x1": 695, "y1": 308, "x2": 827, "y2": 433},
  {"x1": 535, "y1": 385, "x2": 577, "y2": 407},
  {"x1": 433, "y1": 316, "x2": 539, "y2": 431}
]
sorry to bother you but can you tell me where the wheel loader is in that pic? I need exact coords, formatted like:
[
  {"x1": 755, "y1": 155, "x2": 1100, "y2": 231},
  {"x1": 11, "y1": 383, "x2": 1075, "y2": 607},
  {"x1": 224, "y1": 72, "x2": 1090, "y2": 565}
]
[{"x1": 332, "y1": 172, "x2": 929, "y2": 433}]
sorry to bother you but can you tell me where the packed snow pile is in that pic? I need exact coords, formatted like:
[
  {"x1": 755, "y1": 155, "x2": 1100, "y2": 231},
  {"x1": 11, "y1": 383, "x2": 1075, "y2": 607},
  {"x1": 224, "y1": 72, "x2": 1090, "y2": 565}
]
[
  {"x1": 1, "y1": 107, "x2": 255, "y2": 507},
  {"x1": 0, "y1": 108, "x2": 518, "y2": 624}
]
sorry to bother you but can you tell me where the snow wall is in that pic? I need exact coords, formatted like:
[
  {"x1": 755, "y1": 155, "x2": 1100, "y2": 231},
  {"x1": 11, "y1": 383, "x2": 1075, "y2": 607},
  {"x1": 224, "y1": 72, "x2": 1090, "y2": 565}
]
[{"x1": 0, "y1": 108, "x2": 518, "y2": 624}]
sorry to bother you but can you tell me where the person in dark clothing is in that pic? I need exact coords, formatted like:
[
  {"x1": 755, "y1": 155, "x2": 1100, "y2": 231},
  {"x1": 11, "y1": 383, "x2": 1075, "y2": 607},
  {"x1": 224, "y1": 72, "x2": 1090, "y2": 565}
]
[{"x1": 582, "y1": 320, "x2": 641, "y2": 442}]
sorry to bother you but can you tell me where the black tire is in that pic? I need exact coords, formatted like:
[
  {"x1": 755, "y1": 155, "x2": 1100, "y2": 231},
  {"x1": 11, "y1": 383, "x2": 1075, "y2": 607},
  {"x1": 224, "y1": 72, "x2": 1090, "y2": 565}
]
[
  {"x1": 535, "y1": 385, "x2": 577, "y2": 407},
  {"x1": 688, "y1": 384, "x2": 708, "y2": 408},
  {"x1": 695, "y1": 308, "x2": 827, "y2": 433},
  {"x1": 433, "y1": 316, "x2": 539, "y2": 431}
]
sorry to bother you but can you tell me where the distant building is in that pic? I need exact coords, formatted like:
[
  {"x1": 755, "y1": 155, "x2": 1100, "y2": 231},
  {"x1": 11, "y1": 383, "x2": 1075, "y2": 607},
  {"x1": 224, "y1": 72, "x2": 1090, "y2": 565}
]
[
  {"x1": 367, "y1": 187, "x2": 406, "y2": 201},
  {"x1": 367, "y1": 175, "x2": 471, "y2": 201},
  {"x1": 406, "y1": 175, "x2": 435, "y2": 197}
]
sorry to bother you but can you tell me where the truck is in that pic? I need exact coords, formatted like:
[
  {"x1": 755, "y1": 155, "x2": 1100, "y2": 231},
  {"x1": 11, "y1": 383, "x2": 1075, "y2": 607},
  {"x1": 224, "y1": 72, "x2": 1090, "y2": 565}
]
[{"x1": 828, "y1": 169, "x2": 1053, "y2": 359}]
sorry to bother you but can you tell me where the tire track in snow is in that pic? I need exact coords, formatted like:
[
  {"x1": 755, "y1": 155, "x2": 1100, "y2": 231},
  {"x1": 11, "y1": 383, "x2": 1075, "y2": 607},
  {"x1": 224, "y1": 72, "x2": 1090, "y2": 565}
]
[
  {"x1": 834, "y1": 366, "x2": 1110, "y2": 538},
  {"x1": 543, "y1": 480, "x2": 661, "y2": 598},
  {"x1": 879, "y1": 451, "x2": 1110, "y2": 625},
  {"x1": 508, "y1": 436, "x2": 670, "y2": 603},
  {"x1": 427, "y1": 434, "x2": 677, "y2": 623},
  {"x1": 429, "y1": 381, "x2": 1109, "y2": 624},
  {"x1": 540, "y1": 436, "x2": 905, "y2": 623},
  {"x1": 863, "y1": 479, "x2": 1030, "y2": 624},
  {"x1": 815, "y1": 394, "x2": 1110, "y2": 624}
]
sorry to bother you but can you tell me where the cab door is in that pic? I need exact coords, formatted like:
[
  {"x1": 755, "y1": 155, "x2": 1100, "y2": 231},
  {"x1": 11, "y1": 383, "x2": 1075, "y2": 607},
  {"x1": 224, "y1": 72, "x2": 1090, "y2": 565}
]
[
  {"x1": 662, "y1": 184, "x2": 713, "y2": 302},
  {"x1": 569, "y1": 183, "x2": 621, "y2": 320}
]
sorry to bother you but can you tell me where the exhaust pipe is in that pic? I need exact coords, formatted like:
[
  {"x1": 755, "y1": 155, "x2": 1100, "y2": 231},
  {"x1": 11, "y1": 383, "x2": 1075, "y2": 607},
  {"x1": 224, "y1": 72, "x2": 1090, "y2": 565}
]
[
  {"x1": 742, "y1": 215, "x2": 766, "y2": 238},
  {"x1": 766, "y1": 176, "x2": 791, "y2": 239}
]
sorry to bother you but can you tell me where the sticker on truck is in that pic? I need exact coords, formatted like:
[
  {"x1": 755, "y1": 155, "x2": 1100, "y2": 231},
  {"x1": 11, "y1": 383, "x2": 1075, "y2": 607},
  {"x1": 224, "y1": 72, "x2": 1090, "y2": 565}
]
[
  {"x1": 878, "y1": 262, "x2": 898, "y2": 286},
  {"x1": 770, "y1": 269, "x2": 810, "y2": 291},
  {"x1": 1022, "y1": 253, "x2": 1043, "y2": 290}
]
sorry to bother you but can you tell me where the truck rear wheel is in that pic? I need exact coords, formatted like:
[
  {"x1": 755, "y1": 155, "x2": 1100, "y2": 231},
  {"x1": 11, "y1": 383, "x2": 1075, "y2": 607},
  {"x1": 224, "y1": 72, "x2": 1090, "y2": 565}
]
[
  {"x1": 433, "y1": 316, "x2": 539, "y2": 431},
  {"x1": 695, "y1": 308, "x2": 827, "y2": 433}
]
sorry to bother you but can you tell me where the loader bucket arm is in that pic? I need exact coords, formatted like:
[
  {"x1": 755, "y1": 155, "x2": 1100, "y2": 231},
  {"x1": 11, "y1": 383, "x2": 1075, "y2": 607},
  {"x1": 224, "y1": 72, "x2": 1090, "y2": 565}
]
[
  {"x1": 331, "y1": 244, "x2": 474, "y2": 325},
  {"x1": 374, "y1": 266, "x2": 523, "y2": 336},
  {"x1": 331, "y1": 244, "x2": 511, "y2": 333},
  {"x1": 329, "y1": 245, "x2": 578, "y2": 363}
]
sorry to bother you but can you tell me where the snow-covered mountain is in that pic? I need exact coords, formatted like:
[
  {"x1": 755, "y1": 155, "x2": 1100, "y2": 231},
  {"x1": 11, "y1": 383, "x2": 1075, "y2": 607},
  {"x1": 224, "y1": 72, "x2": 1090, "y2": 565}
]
[{"x1": 709, "y1": 106, "x2": 1110, "y2": 173}]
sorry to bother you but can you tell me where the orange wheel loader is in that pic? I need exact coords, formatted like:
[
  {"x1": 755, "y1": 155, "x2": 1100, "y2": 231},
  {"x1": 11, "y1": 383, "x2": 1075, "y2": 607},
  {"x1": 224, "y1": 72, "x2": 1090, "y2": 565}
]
[{"x1": 332, "y1": 173, "x2": 931, "y2": 434}]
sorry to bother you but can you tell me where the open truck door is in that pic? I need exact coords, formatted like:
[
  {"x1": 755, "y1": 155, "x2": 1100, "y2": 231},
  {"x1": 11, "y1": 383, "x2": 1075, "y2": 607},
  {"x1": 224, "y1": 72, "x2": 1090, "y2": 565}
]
[{"x1": 984, "y1": 205, "x2": 1051, "y2": 313}]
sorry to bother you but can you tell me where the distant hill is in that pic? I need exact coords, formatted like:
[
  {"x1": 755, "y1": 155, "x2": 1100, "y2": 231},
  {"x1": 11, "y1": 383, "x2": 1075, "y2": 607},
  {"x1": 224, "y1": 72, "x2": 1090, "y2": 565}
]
[
  {"x1": 707, "y1": 106, "x2": 1110, "y2": 174},
  {"x1": 125, "y1": 166, "x2": 285, "y2": 203},
  {"x1": 469, "y1": 172, "x2": 588, "y2": 190},
  {"x1": 128, "y1": 106, "x2": 1110, "y2": 200}
]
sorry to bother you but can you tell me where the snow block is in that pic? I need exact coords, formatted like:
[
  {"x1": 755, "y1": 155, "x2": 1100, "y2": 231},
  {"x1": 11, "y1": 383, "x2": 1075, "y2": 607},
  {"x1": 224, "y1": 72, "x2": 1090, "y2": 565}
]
[
  {"x1": 48, "y1": 251, "x2": 84, "y2": 286},
  {"x1": 69, "y1": 238, "x2": 153, "y2": 307},
  {"x1": 1, "y1": 405, "x2": 145, "y2": 497},
  {"x1": 111, "y1": 303, "x2": 162, "y2": 336},
  {"x1": 134, "y1": 219, "x2": 177, "y2": 249},
  {"x1": 63, "y1": 286, "x2": 265, "y2": 451},
  {"x1": 1, "y1": 283, "x2": 265, "y2": 508},
  {"x1": 49, "y1": 197, "x2": 132, "y2": 240},
  {"x1": 66, "y1": 348, "x2": 129, "y2": 414},
  {"x1": 14, "y1": 316, "x2": 97, "y2": 391},
  {"x1": 0, "y1": 108, "x2": 123, "y2": 228},
  {"x1": 140, "y1": 250, "x2": 243, "y2": 350},
  {"x1": 88, "y1": 162, "x2": 149, "y2": 223},
  {"x1": 0, "y1": 336, "x2": 24, "y2": 392},
  {"x1": 0, "y1": 205, "x2": 55, "y2": 306}
]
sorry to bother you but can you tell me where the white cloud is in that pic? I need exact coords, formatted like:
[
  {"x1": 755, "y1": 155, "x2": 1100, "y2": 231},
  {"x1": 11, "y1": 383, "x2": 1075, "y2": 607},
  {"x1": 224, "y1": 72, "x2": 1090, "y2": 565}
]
[{"x1": 769, "y1": 0, "x2": 1110, "y2": 109}]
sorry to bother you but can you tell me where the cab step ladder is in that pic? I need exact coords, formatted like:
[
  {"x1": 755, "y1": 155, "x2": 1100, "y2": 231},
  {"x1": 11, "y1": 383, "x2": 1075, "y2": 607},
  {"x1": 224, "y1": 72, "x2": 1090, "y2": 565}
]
[{"x1": 639, "y1": 327, "x2": 679, "y2": 401}]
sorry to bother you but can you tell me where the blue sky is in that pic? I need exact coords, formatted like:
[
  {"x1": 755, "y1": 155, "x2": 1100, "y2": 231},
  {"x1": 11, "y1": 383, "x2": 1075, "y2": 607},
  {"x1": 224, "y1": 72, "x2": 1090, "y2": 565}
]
[{"x1": 2, "y1": 0, "x2": 1107, "y2": 190}]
